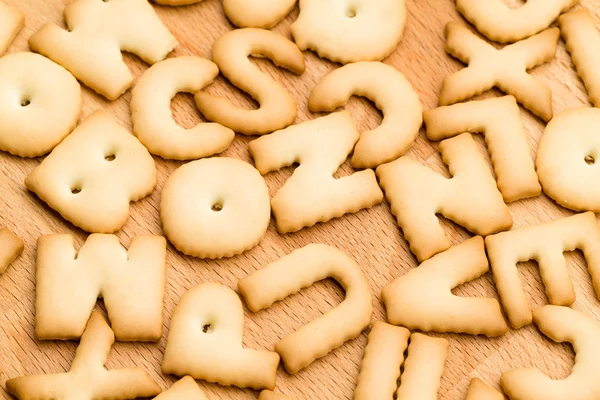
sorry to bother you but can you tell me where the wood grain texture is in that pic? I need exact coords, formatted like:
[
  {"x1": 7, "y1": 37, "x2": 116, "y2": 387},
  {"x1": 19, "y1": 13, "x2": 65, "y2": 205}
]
[{"x1": 0, "y1": 0, "x2": 599, "y2": 398}]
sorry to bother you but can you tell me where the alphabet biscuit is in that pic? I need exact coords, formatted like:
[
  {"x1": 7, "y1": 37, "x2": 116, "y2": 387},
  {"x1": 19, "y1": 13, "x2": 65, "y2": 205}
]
[{"x1": 308, "y1": 61, "x2": 423, "y2": 169}]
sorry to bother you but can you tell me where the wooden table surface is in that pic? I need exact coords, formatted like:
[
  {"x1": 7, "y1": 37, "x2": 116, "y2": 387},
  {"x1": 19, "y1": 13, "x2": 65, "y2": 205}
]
[{"x1": 1, "y1": 0, "x2": 599, "y2": 398}]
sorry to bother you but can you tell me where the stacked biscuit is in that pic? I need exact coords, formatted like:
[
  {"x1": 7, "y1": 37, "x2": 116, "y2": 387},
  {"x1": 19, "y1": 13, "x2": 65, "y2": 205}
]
[{"x1": 1, "y1": 0, "x2": 600, "y2": 399}]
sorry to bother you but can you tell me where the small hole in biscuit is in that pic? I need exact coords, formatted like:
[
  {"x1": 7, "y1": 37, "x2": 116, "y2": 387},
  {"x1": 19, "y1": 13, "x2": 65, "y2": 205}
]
[
  {"x1": 202, "y1": 324, "x2": 213, "y2": 333},
  {"x1": 104, "y1": 153, "x2": 116, "y2": 162},
  {"x1": 585, "y1": 155, "x2": 595, "y2": 165},
  {"x1": 21, "y1": 99, "x2": 30, "y2": 107},
  {"x1": 71, "y1": 186, "x2": 81, "y2": 194},
  {"x1": 346, "y1": 6, "x2": 357, "y2": 18},
  {"x1": 211, "y1": 202, "x2": 223, "y2": 212}
]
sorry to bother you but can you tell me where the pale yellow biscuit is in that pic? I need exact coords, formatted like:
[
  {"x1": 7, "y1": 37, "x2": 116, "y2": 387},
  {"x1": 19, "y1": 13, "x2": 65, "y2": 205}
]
[
  {"x1": 152, "y1": 0, "x2": 203, "y2": 5},
  {"x1": 290, "y1": 0, "x2": 407, "y2": 64},
  {"x1": 354, "y1": 321, "x2": 410, "y2": 400},
  {"x1": 29, "y1": 0, "x2": 177, "y2": 100},
  {"x1": 376, "y1": 133, "x2": 512, "y2": 262},
  {"x1": 0, "y1": 228, "x2": 23, "y2": 275},
  {"x1": 486, "y1": 212, "x2": 600, "y2": 329},
  {"x1": 382, "y1": 236, "x2": 508, "y2": 337},
  {"x1": 501, "y1": 305, "x2": 600, "y2": 400},
  {"x1": 238, "y1": 244, "x2": 373, "y2": 374},
  {"x1": 466, "y1": 378, "x2": 504, "y2": 400},
  {"x1": 308, "y1": 61, "x2": 423, "y2": 169},
  {"x1": 249, "y1": 112, "x2": 383, "y2": 234},
  {"x1": 395, "y1": 333, "x2": 448, "y2": 400},
  {"x1": 36, "y1": 234, "x2": 166, "y2": 341},
  {"x1": 162, "y1": 283, "x2": 280, "y2": 390},
  {"x1": 223, "y1": 0, "x2": 297, "y2": 29},
  {"x1": 560, "y1": 10, "x2": 600, "y2": 107},
  {"x1": 25, "y1": 110, "x2": 157, "y2": 233},
  {"x1": 154, "y1": 377, "x2": 208, "y2": 400},
  {"x1": 440, "y1": 23, "x2": 559, "y2": 121},
  {"x1": 131, "y1": 56, "x2": 234, "y2": 160},
  {"x1": 6, "y1": 311, "x2": 161, "y2": 399},
  {"x1": 0, "y1": 52, "x2": 81, "y2": 158},
  {"x1": 536, "y1": 107, "x2": 600, "y2": 212},
  {"x1": 424, "y1": 96, "x2": 540, "y2": 202},
  {"x1": 160, "y1": 157, "x2": 270, "y2": 259},
  {"x1": 195, "y1": 28, "x2": 305, "y2": 135},
  {"x1": 259, "y1": 391, "x2": 290, "y2": 400},
  {"x1": 457, "y1": 0, "x2": 577, "y2": 43},
  {"x1": 0, "y1": 2, "x2": 23, "y2": 56}
]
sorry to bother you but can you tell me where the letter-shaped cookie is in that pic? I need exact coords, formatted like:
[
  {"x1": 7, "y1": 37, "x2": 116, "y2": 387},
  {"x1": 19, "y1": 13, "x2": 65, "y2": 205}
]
[
  {"x1": 154, "y1": 377, "x2": 208, "y2": 400},
  {"x1": 0, "y1": 52, "x2": 82, "y2": 157},
  {"x1": 25, "y1": 110, "x2": 157, "y2": 233},
  {"x1": 376, "y1": 133, "x2": 512, "y2": 262},
  {"x1": 501, "y1": 305, "x2": 600, "y2": 400},
  {"x1": 0, "y1": 2, "x2": 23, "y2": 56},
  {"x1": 382, "y1": 237, "x2": 508, "y2": 337},
  {"x1": 536, "y1": 108, "x2": 600, "y2": 212},
  {"x1": 354, "y1": 321, "x2": 410, "y2": 400},
  {"x1": 162, "y1": 283, "x2": 280, "y2": 390},
  {"x1": 131, "y1": 56, "x2": 234, "y2": 160},
  {"x1": 223, "y1": 0, "x2": 297, "y2": 28},
  {"x1": 440, "y1": 23, "x2": 559, "y2": 121},
  {"x1": 308, "y1": 62, "x2": 423, "y2": 169},
  {"x1": 560, "y1": 10, "x2": 600, "y2": 108},
  {"x1": 238, "y1": 244, "x2": 373, "y2": 374},
  {"x1": 195, "y1": 28, "x2": 305, "y2": 135},
  {"x1": 36, "y1": 234, "x2": 166, "y2": 341},
  {"x1": 466, "y1": 378, "x2": 504, "y2": 400},
  {"x1": 396, "y1": 333, "x2": 449, "y2": 400},
  {"x1": 0, "y1": 228, "x2": 23, "y2": 275},
  {"x1": 6, "y1": 311, "x2": 161, "y2": 399},
  {"x1": 28, "y1": 0, "x2": 177, "y2": 100},
  {"x1": 456, "y1": 0, "x2": 577, "y2": 43},
  {"x1": 249, "y1": 112, "x2": 383, "y2": 234},
  {"x1": 486, "y1": 212, "x2": 600, "y2": 329},
  {"x1": 424, "y1": 96, "x2": 540, "y2": 202},
  {"x1": 291, "y1": 0, "x2": 407, "y2": 64},
  {"x1": 160, "y1": 157, "x2": 271, "y2": 259}
]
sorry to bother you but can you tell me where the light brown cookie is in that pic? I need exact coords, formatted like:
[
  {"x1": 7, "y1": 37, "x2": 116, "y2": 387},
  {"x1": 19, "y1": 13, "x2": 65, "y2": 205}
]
[
  {"x1": 238, "y1": 244, "x2": 372, "y2": 374},
  {"x1": 6, "y1": 311, "x2": 161, "y2": 399},
  {"x1": 376, "y1": 133, "x2": 512, "y2": 262},
  {"x1": 195, "y1": 28, "x2": 305, "y2": 135},
  {"x1": 160, "y1": 157, "x2": 270, "y2": 259},
  {"x1": 223, "y1": 0, "x2": 297, "y2": 28},
  {"x1": 152, "y1": 0, "x2": 203, "y2": 5},
  {"x1": 0, "y1": 2, "x2": 23, "y2": 56},
  {"x1": 424, "y1": 96, "x2": 540, "y2": 202},
  {"x1": 249, "y1": 112, "x2": 383, "y2": 234},
  {"x1": 466, "y1": 378, "x2": 504, "y2": 400},
  {"x1": 0, "y1": 52, "x2": 81, "y2": 158},
  {"x1": 290, "y1": 0, "x2": 407, "y2": 64},
  {"x1": 396, "y1": 333, "x2": 449, "y2": 400},
  {"x1": 29, "y1": 0, "x2": 177, "y2": 100},
  {"x1": 35, "y1": 234, "x2": 166, "y2": 341},
  {"x1": 131, "y1": 56, "x2": 234, "y2": 160},
  {"x1": 0, "y1": 228, "x2": 24, "y2": 275},
  {"x1": 308, "y1": 61, "x2": 423, "y2": 169},
  {"x1": 486, "y1": 212, "x2": 600, "y2": 329},
  {"x1": 383, "y1": 236, "x2": 508, "y2": 336},
  {"x1": 162, "y1": 283, "x2": 280, "y2": 390},
  {"x1": 456, "y1": 0, "x2": 577, "y2": 43},
  {"x1": 440, "y1": 22, "x2": 559, "y2": 121},
  {"x1": 501, "y1": 305, "x2": 600, "y2": 400},
  {"x1": 25, "y1": 110, "x2": 157, "y2": 233},
  {"x1": 560, "y1": 10, "x2": 600, "y2": 107},
  {"x1": 354, "y1": 321, "x2": 410, "y2": 400},
  {"x1": 154, "y1": 377, "x2": 208, "y2": 400},
  {"x1": 536, "y1": 107, "x2": 600, "y2": 212}
]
